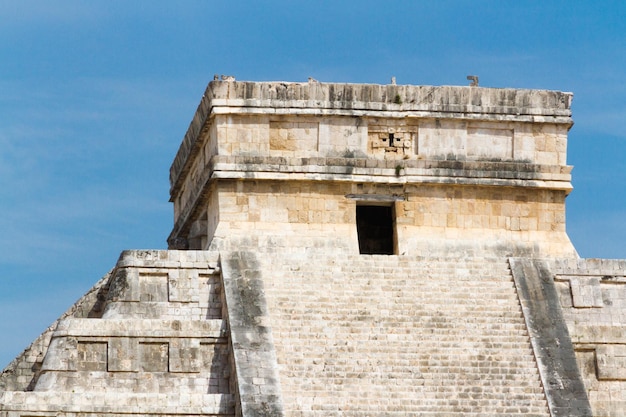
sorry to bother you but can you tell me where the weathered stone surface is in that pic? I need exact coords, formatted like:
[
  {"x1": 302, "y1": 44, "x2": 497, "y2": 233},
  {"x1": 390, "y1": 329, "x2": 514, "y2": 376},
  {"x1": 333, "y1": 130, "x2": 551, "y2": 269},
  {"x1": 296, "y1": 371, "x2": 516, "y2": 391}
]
[
  {"x1": 170, "y1": 81, "x2": 573, "y2": 203},
  {"x1": 220, "y1": 251, "x2": 284, "y2": 417},
  {"x1": 1, "y1": 250, "x2": 234, "y2": 416},
  {"x1": 551, "y1": 258, "x2": 626, "y2": 416},
  {"x1": 510, "y1": 258, "x2": 592, "y2": 416},
  {"x1": 261, "y1": 254, "x2": 549, "y2": 416},
  {"x1": 3, "y1": 79, "x2": 626, "y2": 416},
  {"x1": 167, "y1": 81, "x2": 574, "y2": 256},
  {"x1": 0, "y1": 271, "x2": 112, "y2": 391}
]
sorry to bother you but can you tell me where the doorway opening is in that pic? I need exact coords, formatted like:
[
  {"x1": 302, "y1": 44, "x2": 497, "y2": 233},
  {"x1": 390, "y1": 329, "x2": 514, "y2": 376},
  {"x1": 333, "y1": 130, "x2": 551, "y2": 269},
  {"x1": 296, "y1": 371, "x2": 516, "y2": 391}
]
[{"x1": 356, "y1": 204, "x2": 396, "y2": 255}]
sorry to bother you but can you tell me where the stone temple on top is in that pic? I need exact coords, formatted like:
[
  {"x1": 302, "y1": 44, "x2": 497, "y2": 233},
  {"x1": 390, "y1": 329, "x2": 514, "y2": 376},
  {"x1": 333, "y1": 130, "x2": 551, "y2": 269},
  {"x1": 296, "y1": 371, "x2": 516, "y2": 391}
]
[{"x1": 2, "y1": 77, "x2": 626, "y2": 416}]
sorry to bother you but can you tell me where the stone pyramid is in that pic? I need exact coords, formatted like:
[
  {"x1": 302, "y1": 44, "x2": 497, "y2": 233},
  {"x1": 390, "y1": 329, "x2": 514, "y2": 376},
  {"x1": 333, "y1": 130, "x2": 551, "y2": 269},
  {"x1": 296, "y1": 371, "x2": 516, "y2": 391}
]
[{"x1": 3, "y1": 79, "x2": 625, "y2": 416}]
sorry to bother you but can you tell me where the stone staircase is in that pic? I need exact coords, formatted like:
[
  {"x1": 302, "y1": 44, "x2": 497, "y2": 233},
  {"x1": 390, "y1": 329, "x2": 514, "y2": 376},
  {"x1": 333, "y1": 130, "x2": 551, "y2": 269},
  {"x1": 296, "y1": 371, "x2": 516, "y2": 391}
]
[
  {"x1": 259, "y1": 254, "x2": 550, "y2": 416},
  {"x1": 2, "y1": 251, "x2": 554, "y2": 417}
]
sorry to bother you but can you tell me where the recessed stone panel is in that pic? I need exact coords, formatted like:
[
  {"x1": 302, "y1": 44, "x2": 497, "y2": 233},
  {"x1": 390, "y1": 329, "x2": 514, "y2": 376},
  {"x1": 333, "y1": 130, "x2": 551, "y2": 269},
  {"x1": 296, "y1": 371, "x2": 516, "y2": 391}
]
[
  {"x1": 76, "y1": 341, "x2": 108, "y2": 371},
  {"x1": 169, "y1": 338, "x2": 201, "y2": 373},
  {"x1": 569, "y1": 277, "x2": 603, "y2": 308},
  {"x1": 596, "y1": 344, "x2": 626, "y2": 380},
  {"x1": 140, "y1": 342, "x2": 169, "y2": 372},
  {"x1": 108, "y1": 338, "x2": 134, "y2": 372},
  {"x1": 269, "y1": 121, "x2": 318, "y2": 152},
  {"x1": 202, "y1": 342, "x2": 230, "y2": 394},
  {"x1": 138, "y1": 273, "x2": 169, "y2": 302},
  {"x1": 199, "y1": 273, "x2": 222, "y2": 319},
  {"x1": 467, "y1": 126, "x2": 514, "y2": 160}
]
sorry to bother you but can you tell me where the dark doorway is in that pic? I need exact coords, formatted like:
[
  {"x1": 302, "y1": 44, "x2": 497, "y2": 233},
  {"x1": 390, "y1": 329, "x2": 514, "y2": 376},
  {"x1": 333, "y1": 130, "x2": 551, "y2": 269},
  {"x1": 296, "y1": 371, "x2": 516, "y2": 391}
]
[{"x1": 356, "y1": 205, "x2": 395, "y2": 255}]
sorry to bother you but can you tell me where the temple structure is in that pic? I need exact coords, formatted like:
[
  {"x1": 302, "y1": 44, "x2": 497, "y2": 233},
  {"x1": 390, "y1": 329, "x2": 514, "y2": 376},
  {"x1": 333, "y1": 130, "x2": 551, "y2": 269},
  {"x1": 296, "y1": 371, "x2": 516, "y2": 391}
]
[{"x1": 2, "y1": 79, "x2": 626, "y2": 416}]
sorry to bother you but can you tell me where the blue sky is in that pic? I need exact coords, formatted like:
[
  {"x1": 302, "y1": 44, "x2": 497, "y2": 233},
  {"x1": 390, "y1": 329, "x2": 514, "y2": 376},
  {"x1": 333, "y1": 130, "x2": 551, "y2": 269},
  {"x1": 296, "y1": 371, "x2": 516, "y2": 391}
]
[{"x1": 1, "y1": 0, "x2": 626, "y2": 367}]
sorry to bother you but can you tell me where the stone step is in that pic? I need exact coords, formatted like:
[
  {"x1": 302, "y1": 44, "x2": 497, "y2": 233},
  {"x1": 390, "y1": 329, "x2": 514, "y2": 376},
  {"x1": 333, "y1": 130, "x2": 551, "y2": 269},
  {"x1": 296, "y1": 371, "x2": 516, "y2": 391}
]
[
  {"x1": 291, "y1": 410, "x2": 550, "y2": 416},
  {"x1": 269, "y1": 266, "x2": 513, "y2": 273},
  {"x1": 272, "y1": 293, "x2": 521, "y2": 302},
  {"x1": 290, "y1": 412, "x2": 548, "y2": 417},
  {"x1": 420, "y1": 371, "x2": 543, "y2": 380},
  {"x1": 281, "y1": 267, "x2": 514, "y2": 276},
  {"x1": 290, "y1": 411, "x2": 548, "y2": 417},
  {"x1": 282, "y1": 370, "x2": 543, "y2": 384},
  {"x1": 260, "y1": 254, "x2": 547, "y2": 416},
  {"x1": 274, "y1": 311, "x2": 524, "y2": 318},
  {"x1": 274, "y1": 295, "x2": 520, "y2": 302},
  {"x1": 282, "y1": 382, "x2": 546, "y2": 392},
  {"x1": 273, "y1": 325, "x2": 531, "y2": 333},
  {"x1": 278, "y1": 354, "x2": 539, "y2": 366},
  {"x1": 280, "y1": 260, "x2": 512, "y2": 268},
  {"x1": 271, "y1": 282, "x2": 518, "y2": 289},
  {"x1": 293, "y1": 255, "x2": 512, "y2": 263},
  {"x1": 276, "y1": 348, "x2": 537, "y2": 358},
  {"x1": 287, "y1": 272, "x2": 516, "y2": 278},
  {"x1": 288, "y1": 380, "x2": 545, "y2": 390},
  {"x1": 271, "y1": 295, "x2": 521, "y2": 304},
  {"x1": 298, "y1": 387, "x2": 548, "y2": 396},
  {"x1": 273, "y1": 327, "x2": 529, "y2": 336},
  {"x1": 273, "y1": 277, "x2": 516, "y2": 285},
  {"x1": 338, "y1": 261, "x2": 512, "y2": 266},
  {"x1": 273, "y1": 279, "x2": 516, "y2": 284},
  {"x1": 272, "y1": 325, "x2": 535, "y2": 336},
  {"x1": 284, "y1": 396, "x2": 550, "y2": 407},
  {"x1": 277, "y1": 341, "x2": 536, "y2": 351},
  {"x1": 276, "y1": 352, "x2": 539, "y2": 365},
  {"x1": 293, "y1": 262, "x2": 512, "y2": 268},
  {"x1": 271, "y1": 283, "x2": 516, "y2": 291}
]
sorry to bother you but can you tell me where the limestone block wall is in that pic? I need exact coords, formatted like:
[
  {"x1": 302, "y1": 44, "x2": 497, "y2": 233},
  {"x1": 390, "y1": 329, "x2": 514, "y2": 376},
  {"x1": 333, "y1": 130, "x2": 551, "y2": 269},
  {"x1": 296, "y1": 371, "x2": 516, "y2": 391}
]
[
  {"x1": 398, "y1": 184, "x2": 573, "y2": 256},
  {"x1": 207, "y1": 179, "x2": 358, "y2": 255},
  {"x1": 418, "y1": 119, "x2": 568, "y2": 165},
  {"x1": 102, "y1": 263, "x2": 223, "y2": 320},
  {"x1": 168, "y1": 81, "x2": 575, "y2": 252},
  {"x1": 551, "y1": 258, "x2": 626, "y2": 416},
  {"x1": 171, "y1": 114, "x2": 571, "y2": 222},
  {"x1": 206, "y1": 179, "x2": 575, "y2": 257},
  {"x1": 34, "y1": 319, "x2": 230, "y2": 394},
  {"x1": 217, "y1": 115, "x2": 271, "y2": 157},
  {"x1": 210, "y1": 115, "x2": 570, "y2": 164}
]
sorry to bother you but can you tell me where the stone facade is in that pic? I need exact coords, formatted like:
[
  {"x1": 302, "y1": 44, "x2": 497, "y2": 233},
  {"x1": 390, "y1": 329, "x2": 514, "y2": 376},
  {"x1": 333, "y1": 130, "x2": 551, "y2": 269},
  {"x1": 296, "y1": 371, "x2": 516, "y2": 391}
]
[
  {"x1": 1, "y1": 79, "x2": 623, "y2": 416},
  {"x1": 168, "y1": 81, "x2": 574, "y2": 259}
]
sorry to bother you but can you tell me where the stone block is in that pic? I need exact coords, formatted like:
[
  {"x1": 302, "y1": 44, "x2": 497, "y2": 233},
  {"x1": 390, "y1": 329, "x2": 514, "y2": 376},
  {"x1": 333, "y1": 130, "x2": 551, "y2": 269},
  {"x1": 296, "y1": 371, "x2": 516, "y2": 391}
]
[
  {"x1": 39, "y1": 337, "x2": 77, "y2": 372},
  {"x1": 108, "y1": 338, "x2": 135, "y2": 372},
  {"x1": 570, "y1": 277, "x2": 603, "y2": 308},
  {"x1": 138, "y1": 272, "x2": 169, "y2": 302},
  {"x1": 76, "y1": 341, "x2": 108, "y2": 372},
  {"x1": 169, "y1": 338, "x2": 201, "y2": 373},
  {"x1": 596, "y1": 344, "x2": 626, "y2": 380},
  {"x1": 139, "y1": 342, "x2": 169, "y2": 372}
]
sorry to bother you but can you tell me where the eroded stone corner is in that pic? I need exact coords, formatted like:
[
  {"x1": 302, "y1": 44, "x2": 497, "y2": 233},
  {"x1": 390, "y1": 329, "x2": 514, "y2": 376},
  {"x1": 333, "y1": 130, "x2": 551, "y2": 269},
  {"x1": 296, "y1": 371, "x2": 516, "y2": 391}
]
[
  {"x1": 219, "y1": 251, "x2": 284, "y2": 417},
  {"x1": 509, "y1": 257, "x2": 592, "y2": 417}
]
